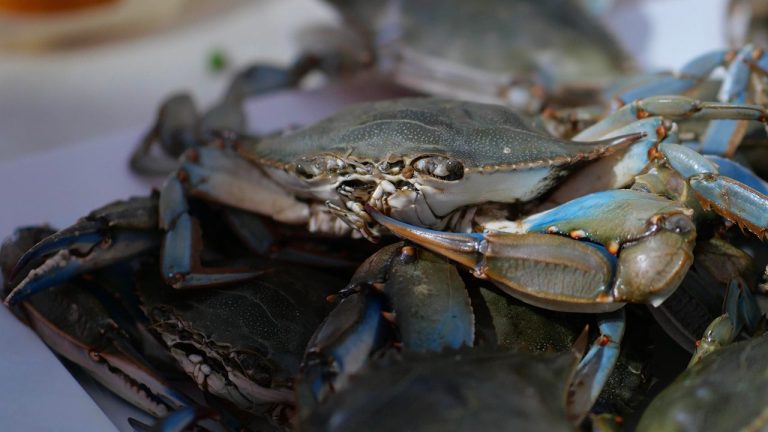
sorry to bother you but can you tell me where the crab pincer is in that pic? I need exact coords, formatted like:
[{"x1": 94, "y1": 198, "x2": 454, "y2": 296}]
[
  {"x1": 367, "y1": 189, "x2": 697, "y2": 312},
  {"x1": 4, "y1": 196, "x2": 161, "y2": 306}
]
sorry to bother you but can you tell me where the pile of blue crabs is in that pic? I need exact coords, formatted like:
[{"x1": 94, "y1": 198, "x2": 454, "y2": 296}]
[{"x1": 6, "y1": 1, "x2": 768, "y2": 431}]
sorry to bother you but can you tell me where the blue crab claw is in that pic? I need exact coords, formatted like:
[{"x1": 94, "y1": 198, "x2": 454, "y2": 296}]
[
  {"x1": 299, "y1": 285, "x2": 388, "y2": 406},
  {"x1": 5, "y1": 200, "x2": 161, "y2": 306},
  {"x1": 21, "y1": 288, "x2": 188, "y2": 417},
  {"x1": 368, "y1": 206, "x2": 618, "y2": 313},
  {"x1": 298, "y1": 242, "x2": 476, "y2": 410},
  {"x1": 367, "y1": 189, "x2": 697, "y2": 311},
  {"x1": 688, "y1": 314, "x2": 735, "y2": 367},
  {"x1": 688, "y1": 174, "x2": 768, "y2": 240}
]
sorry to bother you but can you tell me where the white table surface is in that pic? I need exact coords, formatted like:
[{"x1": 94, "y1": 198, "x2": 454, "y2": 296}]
[{"x1": 0, "y1": 0, "x2": 731, "y2": 430}]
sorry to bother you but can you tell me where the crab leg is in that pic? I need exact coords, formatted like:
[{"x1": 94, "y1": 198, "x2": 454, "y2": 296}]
[
  {"x1": 299, "y1": 285, "x2": 389, "y2": 406},
  {"x1": 300, "y1": 243, "x2": 476, "y2": 406},
  {"x1": 659, "y1": 142, "x2": 768, "y2": 240},
  {"x1": 130, "y1": 94, "x2": 199, "y2": 175},
  {"x1": 686, "y1": 277, "x2": 763, "y2": 367},
  {"x1": 705, "y1": 155, "x2": 768, "y2": 195},
  {"x1": 131, "y1": 59, "x2": 320, "y2": 176},
  {"x1": 159, "y1": 145, "x2": 306, "y2": 288},
  {"x1": 698, "y1": 46, "x2": 755, "y2": 156},
  {"x1": 575, "y1": 95, "x2": 768, "y2": 142},
  {"x1": 4, "y1": 197, "x2": 160, "y2": 305},
  {"x1": 567, "y1": 309, "x2": 625, "y2": 424},
  {"x1": 1, "y1": 227, "x2": 189, "y2": 417},
  {"x1": 377, "y1": 243, "x2": 475, "y2": 352},
  {"x1": 369, "y1": 189, "x2": 697, "y2": 311},
  {"x1": 24, "y1": 301, "x2": 188, "y2": 416},
  {"x1": 608, "y1": 49, "x2": 734, "y2": 105}
]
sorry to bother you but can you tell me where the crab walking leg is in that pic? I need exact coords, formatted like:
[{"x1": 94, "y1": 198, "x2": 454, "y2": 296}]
[
  {"x1": 159, "y1": 145, "x2": 309, "y2": 288},
  {"x1": 369, "y1": 189, "x2": 697, "y2": 310},
  {"x1": 128, "y1": 407, "x2": 219, "y2": 432},
  {"x1": 567, "y1": 309, "x2": 625, "y2": 423},
  {"x1": 660, "y1": 143, "x2": 768, "y2": 239},
  {"x1": 4, "y1": 197, "x2": 160, "y2": 305},
  {"x1": 705, "y1": 155, "x2": 768, "y2": 195},
  {"x1": 699, "y1": 46, "x2": 755, "y2": 156},
  {"x1": 130, "y1": 94, "x2": 199, "y2": 175},
  {"x1": 575, "y1": 95, "x2": 768, "y2": 142},
  {"x1": 299, "y1": 286, "x2": 388, "y2": 407},
  {"x1": 377, "y1": 243, "x2": 475, "y2": 352},
  {"x1": 688, "y1": 315, "x2": 736, "y2": 367},
  {"x1": 689, "y1": 279, "x2": 762, "y2": 367},
  {"x1": 299, "y1": 243, "x2": 476, "y2": 408},
  {"x1": 608, "y1": 49, "x2": 735, "y2": 105},
  {"x1": 724, "y1": 278, "x2": 762, "y2": 336},
  {"x1": 131, "y1": 59, "x2": 322, "y2": 175}
]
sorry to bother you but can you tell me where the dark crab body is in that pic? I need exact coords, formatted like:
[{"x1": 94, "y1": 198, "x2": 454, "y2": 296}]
[
  {"x1": 301, "y1": 349, "x2": 579, "y2": 432},
  {"x1": 637, "y1": 332, "x2": 768, "y2": 432},
  {"x1": 329, "y1": 0, "x2": 632, "y2": 107},
  {"x1": 130, "y1": 0, "x2": 634, "y2": 174}
]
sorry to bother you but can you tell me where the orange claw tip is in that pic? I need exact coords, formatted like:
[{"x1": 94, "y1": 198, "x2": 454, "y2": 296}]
[{"x1": 596, "y1": 292, "x2": 613, "y2": 303}]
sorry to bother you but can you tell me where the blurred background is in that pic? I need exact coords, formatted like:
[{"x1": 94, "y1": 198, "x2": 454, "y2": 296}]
[{"x1": 0, "y1": 0, "x2": 734, "y2": 162}]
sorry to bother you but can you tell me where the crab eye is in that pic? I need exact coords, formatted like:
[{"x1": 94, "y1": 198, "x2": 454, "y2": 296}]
[
  {"x1": 411, "y1": 156, "x2": 464, "y2": 181},
  {"x1": 296, "y1": 155, "x2": 346, "y2": 179}
]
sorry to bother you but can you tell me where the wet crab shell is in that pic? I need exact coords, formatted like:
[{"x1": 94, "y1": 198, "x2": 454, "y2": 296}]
[{"x1": 237, "y1": 98, "x2": 638, "y2": 227}]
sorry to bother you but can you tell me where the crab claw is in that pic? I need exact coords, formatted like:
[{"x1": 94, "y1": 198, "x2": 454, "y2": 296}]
[
  {"x1": 21, "y1": 287, "x2": 188, "y2": 417},
  {"x1": 367, "y1": 189, "x2": 697, "y2": 311},
  {"x1": 367, "y1": 205, "x2": 620, "y2": 313},
  {"x1": 4, "y1": 197, "x2": 161, "y2": 306}
]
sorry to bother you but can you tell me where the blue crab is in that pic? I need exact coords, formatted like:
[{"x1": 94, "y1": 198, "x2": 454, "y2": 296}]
[
  {"x1": 5, "y1": 91, "x2": 768, "y2": 425},
  {"x1": 8, "y1": 91, "x2": 768, "y2": 316},
  {"x1": 636, "y1": 328, "x2": 768, "y2": 432},
  {"x1": 130, "y1": 0, "x2": 632, "y2": 174},
  {"x1": 296, "y1": 241, "x2": 625, "y2": 424},
  {"x1": 0, "y1": 208, "x2": 347, "y2": 429},
  {"x1": 301, "y1": 348, "x2": 584, "y2": 432},
  {"x1": 0, "y1": 225, "x2": 188, "y2": 419}
]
